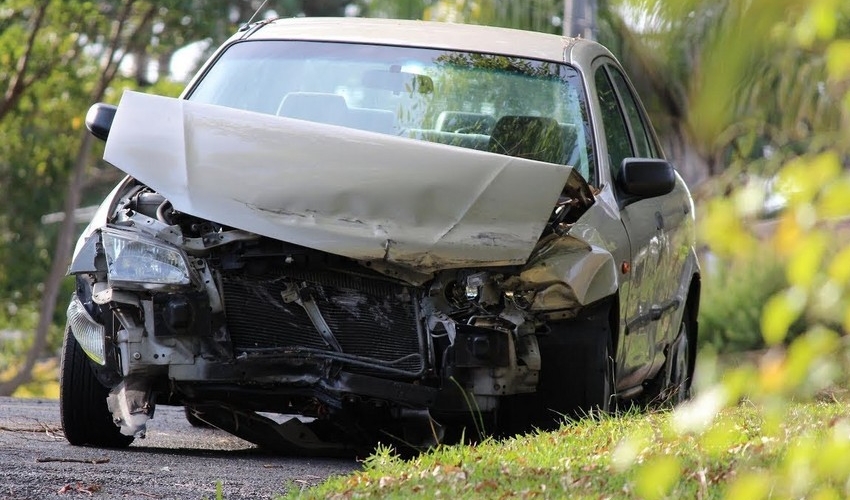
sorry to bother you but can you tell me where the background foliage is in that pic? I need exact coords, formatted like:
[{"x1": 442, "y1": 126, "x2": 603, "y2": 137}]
[{"x1": 698, "y1": 248, "x2": 793, "y2": 353}]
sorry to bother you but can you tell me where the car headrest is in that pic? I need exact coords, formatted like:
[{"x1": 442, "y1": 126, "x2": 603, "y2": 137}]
[
  {"x1": 276, "y1": 92, "x2": 349, "y2": 127},
  {"x1": 488, "y1": 116, "x2": 564, "y2": 164},
  {"x1": 435, "y1": 111, "x2": 496, "y2": 134}
]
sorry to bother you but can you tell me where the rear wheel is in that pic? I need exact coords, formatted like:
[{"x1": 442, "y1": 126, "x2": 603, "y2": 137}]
[
  {"x1": 641, "y1": 303, "x2": 696, "y2": 407},
  {"x1": 666, "y1": 305, "x2": 695, "y2": 404},
  {"x1": 59, "y1": 326, "x2": 133, "y2": 448}
]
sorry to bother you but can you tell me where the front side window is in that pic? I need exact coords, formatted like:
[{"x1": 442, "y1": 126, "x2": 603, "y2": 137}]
[
  {"x1": 187, "y1": 40, "x2": 596, "y2": 184},
  {"x1": 594, "y1": 66, "x2": 633, "y2": 180}
]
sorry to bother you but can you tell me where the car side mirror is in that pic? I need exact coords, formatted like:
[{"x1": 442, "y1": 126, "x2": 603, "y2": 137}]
[
  {"x1": 616, "y1": 158, "x2": 676, "y2": 199},
  {"x1": 85, "y1": 103, "x2": 117, "y2": 142}
]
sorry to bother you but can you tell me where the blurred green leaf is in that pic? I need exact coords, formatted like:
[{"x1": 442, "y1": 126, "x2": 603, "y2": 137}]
[
  {"x1": 812, "y1": 0, "x2": 839, "y2": 40},
  {"x1": 826, "y1": 39, "x2": 850, "y2": 80},
  {"x1": 634, "y1": 455, "x2": 681, "y2": 500},
  {"x1": 701, "y1": 417, "x2": 746, "y2": 458},
  {"x1": 818, "y1": 177, "x2": 850, "y2": 218},
  {"x1": 724, "y1": 471, "x2": 770, "y2": 500},
  {"x1": 784, "y1": 328, "x2": 840, "y2": 390},
  {"x1": 786, "y1": 232, "x2": 828, "y2": 288},
  {"x1": 815, "y1": 430, "x2": 850, "y2": 481},
  {"x1": 761, "y1": 287, "x2": 806, "y2": 346}
]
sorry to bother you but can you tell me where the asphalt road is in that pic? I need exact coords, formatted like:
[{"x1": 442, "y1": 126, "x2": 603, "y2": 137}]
[{"x1": 0, "y1": 397, "x2": 358, "y2": 500}]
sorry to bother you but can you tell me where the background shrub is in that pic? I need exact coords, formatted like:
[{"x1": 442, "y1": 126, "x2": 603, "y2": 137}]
[{"x1": 698, "y1": 247, "x2": 804, "y2": 352}]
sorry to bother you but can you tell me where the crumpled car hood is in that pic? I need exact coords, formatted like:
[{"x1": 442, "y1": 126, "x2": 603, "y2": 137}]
[{"x1": 104, "y1": 91, "x2": 575, "y2": 273}]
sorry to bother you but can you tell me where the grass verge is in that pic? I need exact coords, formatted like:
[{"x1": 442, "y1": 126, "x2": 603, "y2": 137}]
[{"x1": 284, "y1": 398, "x2": 850, "y2": 499}]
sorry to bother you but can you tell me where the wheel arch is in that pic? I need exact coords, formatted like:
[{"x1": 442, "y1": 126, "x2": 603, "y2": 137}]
[
  {"x1": 684, "y1": 273, "x2": 701, "y2": 379},
  {"x1": 608, "y1": 291, "x2": 621, "y2": 360}
]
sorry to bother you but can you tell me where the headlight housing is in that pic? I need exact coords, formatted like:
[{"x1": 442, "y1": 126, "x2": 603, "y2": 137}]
[{"x1": 101, "y1": 228, "x2": 195, "y2": 290}]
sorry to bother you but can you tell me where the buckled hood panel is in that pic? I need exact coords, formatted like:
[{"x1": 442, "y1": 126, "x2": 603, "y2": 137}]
[{"x1": 104, "y1": 91, "x2": 574, "y2": 273}]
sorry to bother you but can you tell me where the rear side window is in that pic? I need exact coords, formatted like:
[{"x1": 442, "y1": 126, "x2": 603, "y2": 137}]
[{"x1": 608, "y1": 67, "x2": 656, "y2": 158}]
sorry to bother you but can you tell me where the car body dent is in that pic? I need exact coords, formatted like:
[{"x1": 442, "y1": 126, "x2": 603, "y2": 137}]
[
  {"x1": 507, "y1": 234, "x2": 617, "y2": 312},
  {"x1": 104, "y1": 91, "x2": 575, "y2": 275},
  {"x1": 503, "y1": 186, "x2": 624, "y2": 313}
]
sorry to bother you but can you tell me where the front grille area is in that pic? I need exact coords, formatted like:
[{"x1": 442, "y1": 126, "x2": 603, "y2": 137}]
[{"x1": 220, "y1": 268, "x2": 423, "y2": 375}]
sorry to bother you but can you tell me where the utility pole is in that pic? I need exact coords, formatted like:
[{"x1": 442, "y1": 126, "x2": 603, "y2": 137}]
[{"x1": 563, "y1": 0, "x2": 598, "y2": 40}]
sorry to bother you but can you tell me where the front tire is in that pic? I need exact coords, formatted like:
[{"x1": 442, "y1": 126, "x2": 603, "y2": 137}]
[
  {"x1": 59, "y1": 326, "x2": 133, "y2": 448},
  {"x1": 184, "y1": 406, "x2": 212, "y2": 428},
  {"x1": 540, "y1": 319, "x2": 614, "y2": 417},
  {"x1": 498, "y1": 303, "x2": 615, "y2": 434}
]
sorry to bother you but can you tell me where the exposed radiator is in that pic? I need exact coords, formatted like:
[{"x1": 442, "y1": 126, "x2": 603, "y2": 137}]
[{"x1": 220, "y1": 268, "x2": 423, "y2": 375}]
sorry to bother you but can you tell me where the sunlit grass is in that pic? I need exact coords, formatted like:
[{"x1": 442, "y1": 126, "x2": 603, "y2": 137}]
[{"x1": 285, "y1": 398, "x2": 850, "y2": 499}]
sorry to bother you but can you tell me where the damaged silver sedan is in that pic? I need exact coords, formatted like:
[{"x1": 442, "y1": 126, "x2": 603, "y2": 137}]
[{"x1": 60, "y1": 18, "x2": 700, "y2": 454}]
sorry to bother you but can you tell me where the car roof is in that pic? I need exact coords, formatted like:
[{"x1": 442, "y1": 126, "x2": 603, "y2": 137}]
[{"x1": 245, "y1": 17, "x2": 608, "y2": 65}]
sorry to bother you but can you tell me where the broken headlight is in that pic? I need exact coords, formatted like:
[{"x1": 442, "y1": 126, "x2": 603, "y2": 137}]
[{"x1": 101, "y1": 228, "x2": 193, "y2": 290}]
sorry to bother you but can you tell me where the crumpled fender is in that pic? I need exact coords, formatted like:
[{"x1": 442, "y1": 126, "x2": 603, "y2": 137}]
[
  {"x1": 503, "y1": 234, "x2": 617, "y2": 312},
  {"x1": 69, "y1": 177, "x2": 135, "y2": 269}
]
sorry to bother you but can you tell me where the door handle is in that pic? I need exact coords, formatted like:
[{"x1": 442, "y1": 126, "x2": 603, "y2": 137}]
[{"x1": 650, "y1": 306, "x2": 662, "y2": 321}]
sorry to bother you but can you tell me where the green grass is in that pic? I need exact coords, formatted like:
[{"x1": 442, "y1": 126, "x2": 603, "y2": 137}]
[{"x1": 284, "y1": 399, "x2": 850, "y2": 499}]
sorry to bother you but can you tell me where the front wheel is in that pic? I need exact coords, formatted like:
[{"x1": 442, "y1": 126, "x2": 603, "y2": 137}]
[
  {"x1": 542, "y1": 321, "x2": 615, "y2": 417},
  {"x1": 184, "y1": 406, "x2": 212, "y2": 428},
  {"x1": 59, "y1": 326, "x2": 133, "y2": 448},
  {"x1": 498, "y1": 303, "x2": 615, "y2": 434}
]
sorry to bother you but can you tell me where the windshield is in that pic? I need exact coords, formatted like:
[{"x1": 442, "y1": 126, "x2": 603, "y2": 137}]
[{"x1": 187, "y1": 40, "x2": 595, "y2": 184}]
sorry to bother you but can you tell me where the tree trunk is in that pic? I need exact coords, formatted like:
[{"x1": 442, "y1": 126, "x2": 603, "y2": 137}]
[
  {"x1": 563, "y1": 0, "x2": 598, "y2": 40},
  {"x1": 157, "y1": 50, "x2": 174, "y2": 82},
  {"x1": 660, "y1": 127, "x2": 711, "y2": 188},
  {"x1": 134, "y1": 49, "x2": 151, "y2": 86}
]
